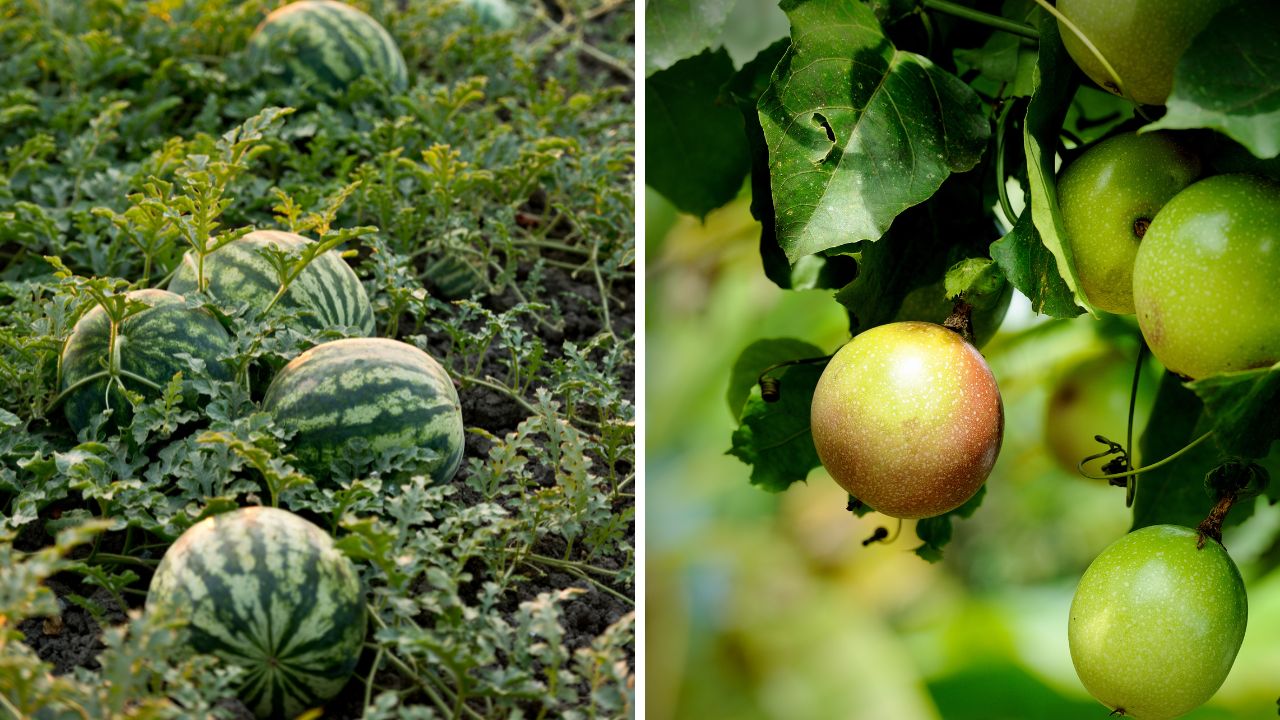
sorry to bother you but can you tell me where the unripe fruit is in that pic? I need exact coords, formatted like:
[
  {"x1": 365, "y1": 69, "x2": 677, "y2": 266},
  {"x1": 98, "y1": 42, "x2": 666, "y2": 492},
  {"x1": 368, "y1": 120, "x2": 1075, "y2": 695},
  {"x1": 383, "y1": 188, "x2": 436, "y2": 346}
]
[
  {"x1": 1132, "y1": 174, "x2": 1280, "y2": 379},
  {"x1": 1057, "y1": 0, "x2": 1234, "y2": 106},
  {"x1": 1069, "y1": 525, "x2": 1247, "y2": 720},
  {"x1": 1058, "y1": 132, "x2": 1199, "y2": 315},
  {"x1": 810, "y1": 321, "x2": 1003, "y2": 519}
]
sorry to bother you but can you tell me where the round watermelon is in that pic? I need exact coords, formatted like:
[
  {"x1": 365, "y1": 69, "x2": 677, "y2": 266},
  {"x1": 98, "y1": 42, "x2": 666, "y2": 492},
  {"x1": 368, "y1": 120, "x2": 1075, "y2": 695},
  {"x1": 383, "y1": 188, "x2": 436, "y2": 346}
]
[
  {"x1": 262, "y1": 338, "x2": 464, "y2": 483},
  {"x1": 168, "y1": 230, "x2": 375, "y2": 336},
  {"x1": 60, "y1": 289, "x2": 233, "y2": 434},
  {"x1": 146, "y1": 506, "x2": 366, "y2": 720},
  {"x1": 247, "y1": 0, "x2": 408, "y2": 93}
]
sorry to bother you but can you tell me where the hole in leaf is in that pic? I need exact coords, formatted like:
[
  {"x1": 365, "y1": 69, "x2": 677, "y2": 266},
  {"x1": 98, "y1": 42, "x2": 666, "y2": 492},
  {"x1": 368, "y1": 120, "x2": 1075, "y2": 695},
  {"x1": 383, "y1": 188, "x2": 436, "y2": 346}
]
[{"x1": 812, "y1": 112, "x2": 836, "y2": 144}]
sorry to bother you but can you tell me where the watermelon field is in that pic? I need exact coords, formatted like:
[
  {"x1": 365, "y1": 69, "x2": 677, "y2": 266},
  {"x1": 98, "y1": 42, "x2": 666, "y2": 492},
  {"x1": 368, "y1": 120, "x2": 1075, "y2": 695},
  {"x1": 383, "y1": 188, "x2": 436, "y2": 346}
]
[{"x1": 0, "y1": 1, "x2": 635, "y2": 718}]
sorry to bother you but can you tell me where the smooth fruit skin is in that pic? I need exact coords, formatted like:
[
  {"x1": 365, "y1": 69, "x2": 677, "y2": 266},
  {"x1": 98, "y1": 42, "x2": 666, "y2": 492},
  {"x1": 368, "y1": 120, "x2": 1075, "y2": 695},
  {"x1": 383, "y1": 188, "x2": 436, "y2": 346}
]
[
  {"x1": 1057, "y1": 0, "x2": 1234, "y2": 106},
  {"x1": 1058, "y1": 132, "x2": 1199, "y2": 315},
  {"x1": 262, "y1": 338, "x2": 465, "y2": 483},
  {"x1": 809, "y1": 321, "x2": 1003, "y2": 519},
  {"x1": 248, "y1": 0, "x2": 408, "y2": 93},
  {"x1": 1132, "y1": 174, "x2": 1280, "y2": 379},
  {"x1": 1069, "y1": 525, "x2": 1247, "y2": 720},
  {"x1": 147, "y1": 506, "x2": 366, "y2": 720}
]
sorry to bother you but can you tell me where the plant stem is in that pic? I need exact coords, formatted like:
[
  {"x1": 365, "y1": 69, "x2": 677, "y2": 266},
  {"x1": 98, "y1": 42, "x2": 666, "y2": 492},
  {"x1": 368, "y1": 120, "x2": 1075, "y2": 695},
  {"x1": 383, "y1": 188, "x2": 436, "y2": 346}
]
[
  {"x1": 922, "y1": 0, "x2": 1038, "y2": 39},
  {"x1": 1079, "y1": 430, "x2": 1214, "y2": 482}
]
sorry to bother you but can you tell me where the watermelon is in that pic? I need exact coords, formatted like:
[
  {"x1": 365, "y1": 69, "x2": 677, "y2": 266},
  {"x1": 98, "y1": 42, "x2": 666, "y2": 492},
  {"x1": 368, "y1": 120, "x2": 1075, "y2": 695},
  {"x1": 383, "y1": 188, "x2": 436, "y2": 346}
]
[
  {"x1": 168, "y1": 230, "x2": 375, "y2": 336},
  {"x1": 59, "y1": 289, "x2": 233, "y2": 434},
  {"x1": 247, "y1": 0, "x2": 408, "y2": 93},
  {"x1": 262, "y1": 338, "x2": 464, "y2": 483},
  {"x1": 457, "y1": 0, "x2": 518, "y2": 29},
  {"x1": 146, "y1": 506, "x2": 366, "y2": 720}
]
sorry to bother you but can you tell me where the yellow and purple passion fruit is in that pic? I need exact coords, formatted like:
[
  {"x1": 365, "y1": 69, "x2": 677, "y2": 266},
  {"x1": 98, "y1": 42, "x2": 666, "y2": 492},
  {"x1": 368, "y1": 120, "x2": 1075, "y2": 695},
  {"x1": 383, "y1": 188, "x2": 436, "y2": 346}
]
[{"x1": 810, "y1": 321, "x2": 1004, "y2": 519}]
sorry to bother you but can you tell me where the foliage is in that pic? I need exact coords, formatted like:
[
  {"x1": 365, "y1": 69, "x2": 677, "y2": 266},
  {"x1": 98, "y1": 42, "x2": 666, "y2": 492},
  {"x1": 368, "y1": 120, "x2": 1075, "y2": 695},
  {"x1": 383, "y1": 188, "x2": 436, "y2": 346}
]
[
  {"x1": 0, "y1": 0, "x2": 634, "y2": 717},
  {"x1": 647, "y1": 0, "x2": 1280, "y2": 559}
]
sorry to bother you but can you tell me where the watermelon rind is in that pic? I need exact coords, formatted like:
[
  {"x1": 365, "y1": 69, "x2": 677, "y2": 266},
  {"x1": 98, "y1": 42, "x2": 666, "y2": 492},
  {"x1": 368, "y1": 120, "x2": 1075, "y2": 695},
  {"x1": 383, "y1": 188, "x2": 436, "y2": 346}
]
[
  {"x1": 146, "y1": 506, "x2": 366, "y2": 720},
  {"x1": 168, "y1": 230, "x2": 375, "y2": 336},
  {"x1": 262, "y1": 337, "x2": 465, "y2": 483},
  {"x1": 59, "y1": 288, "x2": 234, "y2": 434},
  {"x1": 247, "y1": 0, "x2": 409, "y2": 93}
]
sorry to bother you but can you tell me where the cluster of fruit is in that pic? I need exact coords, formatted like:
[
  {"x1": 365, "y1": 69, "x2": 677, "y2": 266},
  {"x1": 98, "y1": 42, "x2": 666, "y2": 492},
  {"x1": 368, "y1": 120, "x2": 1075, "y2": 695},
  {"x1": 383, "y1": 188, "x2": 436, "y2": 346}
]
[{"x1": 802, "y1": 2, "x2": 1274, "y2": 715}]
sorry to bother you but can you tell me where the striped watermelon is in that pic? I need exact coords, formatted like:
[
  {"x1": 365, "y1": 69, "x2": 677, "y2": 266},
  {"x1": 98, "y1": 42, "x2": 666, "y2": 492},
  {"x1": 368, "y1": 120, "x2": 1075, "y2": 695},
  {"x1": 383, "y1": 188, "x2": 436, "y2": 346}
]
[
  {"x1": 146, "y1": 506, "x2": 366, "y2": 720},
  {"x1": 168, "y1": 230, "x2": 375, "y2": 336},
  {"x1": 59, "y1": 289, "x2": 233, "y2": 434},
  {"x1": 262, "y1": 338, "x2": 464, "y2": 483},
  {"x1": 247, "y1": 0, "x2": 408, "y2": 93}
]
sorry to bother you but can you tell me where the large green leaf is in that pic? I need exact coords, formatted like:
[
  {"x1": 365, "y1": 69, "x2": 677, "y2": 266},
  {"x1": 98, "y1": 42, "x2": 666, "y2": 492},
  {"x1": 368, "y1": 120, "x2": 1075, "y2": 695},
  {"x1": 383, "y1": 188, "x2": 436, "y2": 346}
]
[
  {"x1": 728, "y1": 362, "x2": 824, "y2": 492},
  {"x1": 1145, "y1": 2, "x2": 1280, "y2": 159},
  {"x1": 757, "y1": 0, "x2": 989, "y2": 262},
  {"x1": 646, "y1": 49, "x2": 752, "y2": 218},
  {"x1": 644, "y1": 0, "x2": 738, "y2": 76},
  {"x1": 1016, "y1": 11, "x2": 1088, "y2": 314}
]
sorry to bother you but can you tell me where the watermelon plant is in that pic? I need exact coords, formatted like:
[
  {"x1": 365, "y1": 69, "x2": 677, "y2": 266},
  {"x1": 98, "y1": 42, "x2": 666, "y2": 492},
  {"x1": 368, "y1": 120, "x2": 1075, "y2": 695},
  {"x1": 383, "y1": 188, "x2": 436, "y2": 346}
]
[
  {"x1": 147, "y1": 505, "x2": 366, "y2": 720},
  {"x1": 650, "y1": 0, "x2": 1279, "y2": 715},
  {"x1": 262, "y1": 337, "x2": 465, "y2": 483},
  {"x1": 0, "y1": 0, "x2": 633, "y2": 717}
]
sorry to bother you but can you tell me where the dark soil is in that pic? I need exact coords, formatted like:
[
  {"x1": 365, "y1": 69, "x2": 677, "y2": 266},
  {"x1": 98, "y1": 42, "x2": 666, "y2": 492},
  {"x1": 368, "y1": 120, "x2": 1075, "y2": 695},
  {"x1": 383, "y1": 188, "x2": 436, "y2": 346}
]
[{"x1": 17, "y1": 583, "x2": 127, "y2": 675}]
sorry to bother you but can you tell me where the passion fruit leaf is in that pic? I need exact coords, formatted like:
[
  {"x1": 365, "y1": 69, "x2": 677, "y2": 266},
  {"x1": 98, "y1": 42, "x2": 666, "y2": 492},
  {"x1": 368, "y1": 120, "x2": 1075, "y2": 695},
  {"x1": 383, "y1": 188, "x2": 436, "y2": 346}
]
[
  {"x1": 1189, "y1": 366, "x2": 1280, "y2": 460},
  {"x1": 646, "y1": 49, "x2": 751, "y2": 218},
  {"x1": 726, "y1": 338, "x2": 825, "y2": 419},
  {"x1": 990, "y1": 210, "x2": 1080, "y2": 320},
  {"x1": 644, "y1": 0, "x2": 737, "y2": 76},
  {"x1": 954, "y1": 0, "x2": 1039, "y2": 89},
  {"x1": 1011, "y1": 11, "x2": 1089, "y2": 315},
  {"x1": 1145, "y1": 2, "x2": 1280, "y2": 160},
  {"x1": 758, "y1": 0, "x2": 989, "y2": 262},
  {"x1": 1130, "y1": 373, "x2": 1260, "y2": 531},
  {"x1": 836, "y1": 172, "x2": 998, "y2": 333},
  {"x1": 943, "y1": 258, "x2": 1005, "y2": 302},
  {"x1": 728, "y1": 362, "x2": 823, "y2": 492},
  {"x1": 914, "y1": 485, "x2": 986, "y2": 563}
]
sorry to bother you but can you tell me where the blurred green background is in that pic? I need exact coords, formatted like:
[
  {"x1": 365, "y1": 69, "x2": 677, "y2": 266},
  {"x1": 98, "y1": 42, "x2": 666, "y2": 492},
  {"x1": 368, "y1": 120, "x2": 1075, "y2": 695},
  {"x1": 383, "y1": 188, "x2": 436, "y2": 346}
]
[{"x1": 644, "y1": 188, "x2": 1280, "y2": 720}]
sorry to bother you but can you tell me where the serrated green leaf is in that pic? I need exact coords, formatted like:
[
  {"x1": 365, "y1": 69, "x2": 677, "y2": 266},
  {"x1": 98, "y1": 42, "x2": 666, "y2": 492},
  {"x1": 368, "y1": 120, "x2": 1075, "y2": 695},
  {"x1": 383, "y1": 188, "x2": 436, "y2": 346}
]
[
  {"x1": 758, "y1": 0, "x2": 989, "y2": 261},
  {"x1": 727, "y1": 363, "x2": 823, "y2": 492},
  {"x1": 646, "y1": 49, "x2": 751, "y2": 218},
  {"x1": 1144, "y1": 2, "x2": 1280, "y2": 159}
]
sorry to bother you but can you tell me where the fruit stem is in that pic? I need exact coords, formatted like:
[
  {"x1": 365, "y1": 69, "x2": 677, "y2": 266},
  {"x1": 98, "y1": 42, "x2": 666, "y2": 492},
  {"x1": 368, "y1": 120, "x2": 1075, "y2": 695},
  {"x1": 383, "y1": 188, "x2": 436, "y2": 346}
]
[
  {"x1": 942, "y1": 298, "x2": 975, "y2": 344},
  {"x1": 1196, "y1": 492, "x2": 1237, "y2": 547},
  {"x1": 921, "y1": 0, "x2": 1038, "y2": 40},
  {"x1": 1078, "y1": 430, "x2": 1214, "y2": 482}
]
